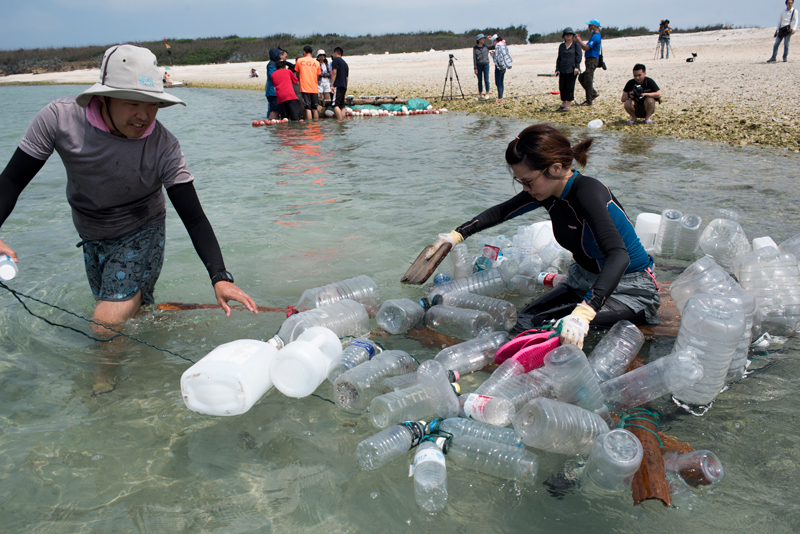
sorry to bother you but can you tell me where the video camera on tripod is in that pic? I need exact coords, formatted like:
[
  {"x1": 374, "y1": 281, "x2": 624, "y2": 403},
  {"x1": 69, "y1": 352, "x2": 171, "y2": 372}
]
[{"x1": 442, "y1": 54, "x2": 465, "y2": 100}]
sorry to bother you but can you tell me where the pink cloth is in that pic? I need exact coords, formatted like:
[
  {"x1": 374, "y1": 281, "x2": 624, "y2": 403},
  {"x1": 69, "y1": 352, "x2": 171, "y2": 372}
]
[{"x1": 85, "y1": 96, "x2": 156, "y2": 138}]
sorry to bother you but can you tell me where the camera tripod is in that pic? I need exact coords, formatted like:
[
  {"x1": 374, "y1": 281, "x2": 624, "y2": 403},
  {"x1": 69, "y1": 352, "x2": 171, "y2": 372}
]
[
  {"x1": 654, "y1": 38, "x2": 674, "y2": 60},
  {"x1": 442, "y1": 54, "x2": 465, "y2": 100}
]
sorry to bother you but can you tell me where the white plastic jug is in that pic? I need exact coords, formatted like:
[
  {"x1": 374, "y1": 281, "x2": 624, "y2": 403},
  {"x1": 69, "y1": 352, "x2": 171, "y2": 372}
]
[
  {"x1": 270, "y1": 326, "x2": 343, "y2": 398},
  {"x1": 181, "y1": 339, "x2": 278, "y2": 416}
]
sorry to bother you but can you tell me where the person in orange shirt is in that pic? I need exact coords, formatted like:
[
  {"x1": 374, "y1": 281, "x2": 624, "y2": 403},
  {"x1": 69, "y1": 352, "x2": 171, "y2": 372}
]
[{"x1": 294, "y1": 45, "x2": 322, "y2": 119}]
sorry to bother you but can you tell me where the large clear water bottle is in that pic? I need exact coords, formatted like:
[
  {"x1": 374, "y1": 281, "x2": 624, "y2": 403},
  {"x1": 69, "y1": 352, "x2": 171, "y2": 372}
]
[
  {"x1": 270, "y1": 327, "x2": 343, "y2": 398},
  {"x1": 0, "y1": 254, "x2": 18, "y2": 281},
  {"x1": 544, "y1": 345, "x2": 613, "y2": 426},
  {"x1": 600, "y1": 349, "x2": 704, "y2": 412},
  {"x1": 670, "y1": 256, "x2": 735, "y2": 313},
  {"x1": 779, "y1": 233, "x2": 800, "y2": 262},
  {"x1": 356, "y1": 421, "x2": 426, "y2": 470},
  {"x1": 491, "y1": 368, "x2": 554, "y2": 411},
  {"x1": 663, "y1": 449, "x2": 725, "y2": 487},
  {"x1": 714, "y1": 208, "x2": 740, "y2": 223},
  {"x1": 458, "y1": 393, "x2": 515, "y2": 427},
  {"x1": 376, "y1": 298, "x2": 425, "y2": 334},
  {"x1": 424, "y1": 305, "x2": 494, "y2": 340},
  {"x1": 674, "y1": 214, "x2": 703, "y2": 260},
  {"x1": 181, "y1": 339, "x2": 278, "y2": 416},
  {"x1": 429, "y1": 417, "x2": 523, "y2": 448},
  {"x1": 473, "y1": 358, "x2": 527, "y2": 396},
  {"x1": 412, "y1": 438, "x2": 448, "y2": 512},
  {"x1": 512, "y1": 397, "x2": 610, "y2": 455},
  {"x1": 433, "y1": 332, "x2": 508, "y2": 376},
  {"x1": 733, "y1": 246, "x2": 800, "y2": 334},
  {"x1": 427, "y1": 261, "x2": 518, "y2": 300},
  {"x1": 433, "y1": 292, "x2": 517, "y2": 332},
  {"x1": 584, "y1": 429, "x2": 643, "y2": 492},
  {"x1": 672, "y1": 295, "x2": 746, "y2": 406},
  {"x1": 270, "y1": 299, "x2": 370, "y2": 348},
  {"x1": 699, "y1": 218, "x2": 751, "y2": 271},
  {"x1": 447, "y1": 436, "x2": 538, "y2": 484},
  {"x1": 327, "y1": 338, "x2": 379, "y2": 385},
  {"x1": 370, "y1": 360, "x2": 459, "y2": 428},
  {"x1": 296, "y1": 274, "x2": 381, "y2": 315},
  {"x1": 654, "y1": 208, "x2": 682, "y2": 256},
  {"x1": 379, "y1": 372, "x2": 420, "y2": 395},
  {"x1": 587, "y1": 320, "x2": 645, "y2": 382},
  {"x1": 450, "y1": 243, "x2": 473, "y2": 279},
  {"x1": 334, "y1": 350, "x2": 417, "y2": 413}
]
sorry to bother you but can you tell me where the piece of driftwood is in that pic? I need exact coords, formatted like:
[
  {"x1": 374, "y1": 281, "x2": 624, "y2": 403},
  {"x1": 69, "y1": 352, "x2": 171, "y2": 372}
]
[
  {"x1": 401, "y1": 243, "x2": 452, "y2": 285},
  {"x1": 157, "y1": 302, "x2": 287, "y2": 313},
  {"x1": 629, "y1": 411, "x2": 671, "y2": 507}
]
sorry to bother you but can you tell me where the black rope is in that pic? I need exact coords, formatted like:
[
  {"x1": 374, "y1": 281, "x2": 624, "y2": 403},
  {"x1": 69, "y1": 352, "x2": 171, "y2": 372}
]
[
  {"x1": 0, "y1": 281, "x2": 195, "y2": 364},
  {"x1": 311, "y1": 393, "x2": 336, "y2": 405}
]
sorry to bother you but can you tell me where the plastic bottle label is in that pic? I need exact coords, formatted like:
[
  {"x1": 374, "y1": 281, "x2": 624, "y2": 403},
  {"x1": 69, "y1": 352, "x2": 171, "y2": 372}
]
[
  {"x1": 462, "y1": 393, "x2": 491, "y2": 422},
  {"x1": 402, "y1": 421, "x2": 425, "y2": 449},
  {"x1": 536, "y1": 272, "x2": 558, "y2": 287},
  {"x1": 481, "y1": 245, "x2": 500, "y2": 261},
  {"x1": 349, "y1": 339, "x2": 375, "y2": 360},
  {"x1": 409, "y1": 447, "x2": 446, "y2": 476}
]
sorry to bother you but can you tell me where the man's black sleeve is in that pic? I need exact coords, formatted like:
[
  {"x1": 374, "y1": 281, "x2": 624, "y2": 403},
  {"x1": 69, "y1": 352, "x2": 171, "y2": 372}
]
[
  {"x1": 622, "y1": 79, "x2": 634, "y2": 93},
  {"x1": 0, "y1": 148, "x2": 46, "y2": 228},
  {"x1": 646, "y1": 77, "x2": 660, "y2": 92},
  {"x1": 166, "y1": 182, "x2": 226, "y2": 279}
]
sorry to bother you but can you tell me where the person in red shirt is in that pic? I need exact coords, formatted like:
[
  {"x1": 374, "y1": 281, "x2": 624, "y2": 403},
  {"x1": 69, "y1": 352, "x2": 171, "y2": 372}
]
[
  {"x1": 270, "y1": 62, "x2": 304, "y2": 121},
  {"x1": 294, "y1": 45, "x2": 321, "y2": 120}
]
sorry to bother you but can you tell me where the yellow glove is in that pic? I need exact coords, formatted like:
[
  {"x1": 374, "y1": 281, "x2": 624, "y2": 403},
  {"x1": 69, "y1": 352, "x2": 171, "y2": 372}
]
[
  {"x1": 555, "y1": 302, "x2": 596, "y2": 349},
  {"x1": 425, "y1": 230, "x2": 463, "y2": 259}
]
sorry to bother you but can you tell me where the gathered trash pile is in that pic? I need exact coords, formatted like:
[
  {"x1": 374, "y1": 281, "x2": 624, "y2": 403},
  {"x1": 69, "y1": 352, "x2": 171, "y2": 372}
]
[
  {"x1": 251, "y1": 98, "x2": 446, "y2": 126},
  {"x1": 180, "y1": 210, "x2": 800, "y2": 512}
]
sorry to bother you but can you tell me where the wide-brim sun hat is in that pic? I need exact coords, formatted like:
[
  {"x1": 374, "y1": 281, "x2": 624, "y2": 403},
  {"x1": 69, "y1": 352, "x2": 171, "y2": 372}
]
[
  {"x1": 476, "y1": 33, "x2": 485, "y2": 41},
  {"x1": 562, "y1": 27, "x2": 575, "y2": 37},
  {"x1": 316, "y1": 49, "x2": 326, "y2": 57},
  {"x1": 586, "y1": 19, "x2": 601, "y2": 27},
  {"x1": 76, "y1": 44, "x2": 184, "y2": 108}
]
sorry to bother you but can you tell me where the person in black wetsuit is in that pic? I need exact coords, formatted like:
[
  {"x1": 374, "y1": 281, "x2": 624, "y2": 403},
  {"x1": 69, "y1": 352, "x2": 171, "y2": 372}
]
[{"x1": 427, "y1": 124, "x2": 660, "y2": 348}]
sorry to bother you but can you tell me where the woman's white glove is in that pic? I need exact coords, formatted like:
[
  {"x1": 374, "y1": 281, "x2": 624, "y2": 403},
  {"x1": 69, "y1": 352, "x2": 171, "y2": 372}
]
[
  {"x1": 425, "y1": 230, "x2": 463, "y2": 259},
  {"x1": 555, "y1": 302, "x2": 596, "y2": 349}
]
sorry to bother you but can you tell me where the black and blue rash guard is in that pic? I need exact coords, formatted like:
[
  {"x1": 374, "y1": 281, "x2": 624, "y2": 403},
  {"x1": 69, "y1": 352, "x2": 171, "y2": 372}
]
[{"x1": 455, "y1": 172, "x2": 651, "y2": 312}]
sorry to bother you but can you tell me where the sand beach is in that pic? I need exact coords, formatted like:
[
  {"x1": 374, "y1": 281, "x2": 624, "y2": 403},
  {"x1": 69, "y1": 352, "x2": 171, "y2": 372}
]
[{"x1": 2, "y1": 28, "x2": 797, "y2": 150}]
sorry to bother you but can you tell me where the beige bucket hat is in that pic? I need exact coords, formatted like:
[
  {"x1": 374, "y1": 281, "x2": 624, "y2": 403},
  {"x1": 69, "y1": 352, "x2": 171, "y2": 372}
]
[{"x1": 76, "y1": 44, "x2": 185, "y2": 108}]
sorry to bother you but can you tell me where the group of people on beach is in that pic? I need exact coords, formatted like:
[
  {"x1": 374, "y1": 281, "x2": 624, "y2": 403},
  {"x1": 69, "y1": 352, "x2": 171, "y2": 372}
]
[{"x1": 264, "y1": 45, "x2": 349, "y2": 121}]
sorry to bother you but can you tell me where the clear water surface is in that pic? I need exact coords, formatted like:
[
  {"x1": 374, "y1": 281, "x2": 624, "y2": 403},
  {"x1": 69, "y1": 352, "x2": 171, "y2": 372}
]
[{"x1": 1, "y1": 85, "x2": 799, "y2": 533}]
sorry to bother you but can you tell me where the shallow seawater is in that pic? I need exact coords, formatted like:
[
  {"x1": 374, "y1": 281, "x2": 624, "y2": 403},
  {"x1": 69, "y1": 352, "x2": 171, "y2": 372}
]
[{"x1": 1, "y1": 85, "x2": 800, "y2": 533}]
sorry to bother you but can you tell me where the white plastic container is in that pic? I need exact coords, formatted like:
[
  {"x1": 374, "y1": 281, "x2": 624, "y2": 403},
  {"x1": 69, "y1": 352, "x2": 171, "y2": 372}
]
[
  {"x1": 587, "y1": 119, "x2": 603, "y2": 129},
  {"x1": 269, "y1": 326, "x2": 342, "y2": 398},
  {"x1": 634, "y1": 213, "x2": 662, "y2": 254},
  {"x1": 181, "y1": 339, "x2": 278, "y2": 416},
  {"x1": 0, "y1": 254, "x2": 18, "y2": 281},
  {"x1": 752, "y1": 236, "x2": 778, "y2": 250}
]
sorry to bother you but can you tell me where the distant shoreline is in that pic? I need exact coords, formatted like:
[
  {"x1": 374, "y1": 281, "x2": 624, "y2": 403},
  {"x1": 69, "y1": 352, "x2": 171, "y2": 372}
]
[{"x1": 2, "y1": 28, "x2": 796, "y2": 152}]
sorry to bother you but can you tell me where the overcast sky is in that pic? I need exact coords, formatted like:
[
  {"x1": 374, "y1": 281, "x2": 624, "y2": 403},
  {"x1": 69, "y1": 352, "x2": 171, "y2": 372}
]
[{"x1": 0, "y1": 0, "x2": 780, "y2": 50}]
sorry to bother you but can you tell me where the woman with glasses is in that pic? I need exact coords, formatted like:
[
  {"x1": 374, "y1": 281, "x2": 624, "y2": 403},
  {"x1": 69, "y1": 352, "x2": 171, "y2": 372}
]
[{"x1": 426, "y1": 124, "x2": 659, "y2": 348}]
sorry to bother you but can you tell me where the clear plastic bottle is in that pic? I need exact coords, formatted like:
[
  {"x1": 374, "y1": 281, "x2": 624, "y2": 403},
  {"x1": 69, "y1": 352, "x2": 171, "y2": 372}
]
[
  {"x1": 376, "y1": 298, "x2": 425, "y2": 334},
  {"x1": 433, "y1": 292, "x2": 517, "y2": 332},
  {"x1": 370, "y1": 360, "x2": 459, "y2": 429},
  {"x1": 505, "y1": 275, "x2": 540, "y2": 296},
  {"x1": 512, "y1": 397, "x2": 610, "y2": 455},
  {"x1": 327, "y1": 338, "x2": 379, "y2": 385},
  {"x1": 429, "y1": 417, "x2": 523, "y2": 448},
  {"x1": 672, "y1": 295, "x2": 746, "y2": 406},
  {"x1": 491, "y1": 368, "x2": 554, "y2": 411},
  {"x1": 473, "y1": 358, "x2": 526, "y2": 396},
  {"x1": 733, "y1": 246, "x2": 800, "y2": 334},
  {"x1": 536, "y1": 272, "x2": 566, "y2": 288},
  {"x1": 584, "y1": 429, "x2": 643, "y2": 491},
  {"x1": 296, "y1": 274, "x2": 381, "y2": 315},
  {"x1": 433, "y1": 331, "x2": 508, "y2": 376},
  {"x1": 356, "y1": 421, "x2": 426, "y2": 470},
  {"x1": 379, "y1": 372, "x2": 419, "y2": 395},
  {"x1": 600, "y1": 349, "x2": 704, "y2": 412},
  {"x1": 699, "y1": 218, "x2": 752, "y2": 271},
  {"x1": 427, "y1": 261, "x2": 518, "y2": 300},
  {"x1": 424, "y1": 305, "x2": 494, "y2": 340},
  {"x1": 0, "y1": 254, "x2": 18, "y2": 281},
  {"x1": 450, "y1": 242, "x2": 473, "y2": 279},
  {"x1": 447, "y1": 436, "x2": 538, "y2": 484},
  {"x1": 544, "y1": 345, "x2": 613, "y2": 426},
  {"x1": 539, "y1": 241, "x2": 571, "y2": 271},
  {"x1": 518, "y1": 256, "x2": 544, "y2": 278},
  {"x1": 713, "y1": 208, "x2": 740, "y2": 223},
  {"x1": 334, "y1": 350, "x2": 416, "y2": 413},
  {"x1": 587, "y1": 320, "x2": 645, "y2": 382},
  {"x1": 412, "y1": 438, "x2": 448, "y2": 512},
  {"x1": 269, "y1": 327, "x2": 343, "y2": 398},
  {"x1": 269, "y1": 299, "x2": 370, "y2": 348},
  {"x1": 458, "y1": 393, "x2": 515, "y2": 427},
  {"x1": 779, "y1": 233, "x2": 800, "y2": 261},
  {"x1": 674, "y1": 214, "x2": 703, "y2": 261},
  {"x1": 654, "y1": 208, "x2": 682, "y2": 256},
  {"x1": 663, "y1": 450, "x2": 725, "y2": 487},
  {"x1": 670, "y1": 256, "x2": 736, "y2": 313}
]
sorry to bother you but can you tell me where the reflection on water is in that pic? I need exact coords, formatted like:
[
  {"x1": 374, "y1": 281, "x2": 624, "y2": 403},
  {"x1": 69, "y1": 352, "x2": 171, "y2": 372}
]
[{"x1": 1, "y1": 85, "x2": 800, "y2": 533}]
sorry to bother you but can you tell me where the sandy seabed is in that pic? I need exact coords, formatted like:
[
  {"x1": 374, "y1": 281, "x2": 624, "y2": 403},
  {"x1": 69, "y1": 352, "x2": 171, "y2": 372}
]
[{"x1": 2, "y1": 28, "x2": 798, "y2": 150}]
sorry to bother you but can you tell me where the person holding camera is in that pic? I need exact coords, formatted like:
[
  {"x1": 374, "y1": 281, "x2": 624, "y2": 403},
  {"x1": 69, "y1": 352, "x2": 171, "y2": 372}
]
[
  {"x1": 767, "y1": 0, "x2": 798, "y2": 63},
  {"x1": 621, "y1": 64, "x2": 661, "y2": 125}
]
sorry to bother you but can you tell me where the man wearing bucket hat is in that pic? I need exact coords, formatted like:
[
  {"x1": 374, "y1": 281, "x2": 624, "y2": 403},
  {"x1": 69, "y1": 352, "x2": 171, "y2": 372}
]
[
  {"x1": 576, "y1": 19, "x2": 602, "y2": 106},
  {"x1": 0, "y1": 44, "x2": 258, "y2": 330}
]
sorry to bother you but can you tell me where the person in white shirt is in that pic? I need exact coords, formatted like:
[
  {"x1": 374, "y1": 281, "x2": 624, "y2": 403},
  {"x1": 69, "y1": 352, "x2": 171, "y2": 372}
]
[{"x1": 768, "y1": 0, "x2": 798, "y2": 62}]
